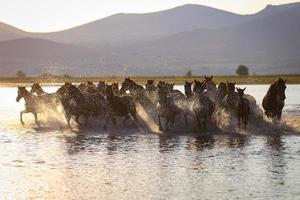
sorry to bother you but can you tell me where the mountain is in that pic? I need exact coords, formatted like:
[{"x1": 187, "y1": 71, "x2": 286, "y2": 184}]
[
  {"x1": 0, "y1": 38, "x2": 115, "y2": 76},
  {"x1": 37, "y1": 4, "x2": 251, "y2": 46},
  {"x1": 107, "y1": 4, "x2": 300, "y2": 75},
  {"x1": 0, "y1": 22, "x2": 28, "y2": 42},
  {"x1": 1, "y1": 3, "x2": 300, "y2": 76}
]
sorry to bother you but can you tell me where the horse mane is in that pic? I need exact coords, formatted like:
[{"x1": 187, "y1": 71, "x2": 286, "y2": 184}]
[{"x1": 266, "y1": 81, "x2": 278, "y2": 98}]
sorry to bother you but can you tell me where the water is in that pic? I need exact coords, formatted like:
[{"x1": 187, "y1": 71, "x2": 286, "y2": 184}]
[{"x1": 0, "y1": 85, "x2": 300, "y2": 199}]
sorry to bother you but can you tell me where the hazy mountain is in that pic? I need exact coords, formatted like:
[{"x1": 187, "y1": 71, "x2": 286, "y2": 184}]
[
  {"x1": 37, "y1": 4, "x2": 251, "y2": 46},
  {"x1": 0, "y1": 22, "x2": 28, "y2": 42},
  {"x1": 0, "y1": 2, "x2": 300, "y2": 76},
  {"x1": 0, "y1": 37, "x2": 116, "y2": 76}
]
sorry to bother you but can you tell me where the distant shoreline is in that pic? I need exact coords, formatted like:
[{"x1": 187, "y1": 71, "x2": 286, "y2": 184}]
[{"x1": 0, "y1": 75, "x2": 299, "y2": 87}]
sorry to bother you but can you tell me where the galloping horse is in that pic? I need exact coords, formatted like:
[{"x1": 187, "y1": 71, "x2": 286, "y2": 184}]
[
  {"x1": 16, "y1": 86, "x2": 45, "y2": 126},
  {"x1": 106, "y1": 84, "x2": 137, "y2": 126},
  {"x1": 262, "y1": 78, "x2": 287, "y2": 123},
  {"x1": 192, "y1": 80, "x2": 215, "y2": 129},
  {"x1": 157, "y1": 84, "x2": 181, "y2": 131},
  {"x1": 236, "y1": 88, "x2": 250, "y2": 129},
  {"x1": 222, "y1": 82, "x2": 238, "y2": 111},
  {"x1": 203, "y1": 76, "x2": 218, "y2": 102},
  {"x1": 57, "y1": 83, "x2": 108, "y2": 129},
  {"x1": 120, "y1": 77, "x2": 154, "y2": 106},
  {"x1": 30, "y1": 83, "x2": 61, "y2": 107}
]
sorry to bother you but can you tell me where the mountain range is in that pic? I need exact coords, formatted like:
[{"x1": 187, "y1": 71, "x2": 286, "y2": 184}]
[{"x1": 0, "y1": 2, "x2": 300, "y2": 76}]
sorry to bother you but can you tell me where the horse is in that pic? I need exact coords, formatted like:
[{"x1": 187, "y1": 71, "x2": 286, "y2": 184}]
[
  {"x1": 77, "y1": 81, "x2": 98, "y2": 94},
  {"x1": 217, "y1": 82, "x2": 228, "y2": 103},
  {"x1": 97, "y1": 80, "x2": 107, "y2": 95},
  {"x1": 262, "y1": 78, "x2": 287, "y2": 123},
  {"x1": 157, "y1": 84, "x2": 181, "y2": 131},
  {"x1": 106, "y1": 84, "x2": 137, "y2": 126},
  {"x1": 222, "y1": 81, "x2": 239, "y2": 111},
  {"x1": 57, "y1": 82, "x2": 108, "y2": 129},
  {"x1": 145, "y1": 80, "x2": 157, "y2": 93},
  {"x1": 30, "y1": 83, "x2": 61, "y2": 107},
  {"x1": 16, "y1": 86, "x2": 47, "y2": 126},
  {"x1": 203, "y1": 75, "x2": 218, "y2": 102},
  {"x1": 192, "y1": 80, "x2": 215, "y2": 129},
  {"x1": 120, "y1": 77, "x2": 155, "y2": 107},
  {"x1": 237, "y1": 88, "x2": 250, "y2": 129},
  {"x1": 111, "y1": 82, "x2": 120, "y2": 96},
  {"x1": 184, "y1": 81, "x2": 193, "y2": 99}
]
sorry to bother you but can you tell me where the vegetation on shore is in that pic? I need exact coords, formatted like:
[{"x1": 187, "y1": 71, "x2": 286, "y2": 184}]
[{"x1": 0, "y1": 73, "x2": 299, "y2": 86}]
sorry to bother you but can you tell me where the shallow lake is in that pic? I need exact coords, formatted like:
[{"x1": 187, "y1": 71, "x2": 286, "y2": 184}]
[{"x1": 0, "y1": 85, "x2": 300, "y2": 199}]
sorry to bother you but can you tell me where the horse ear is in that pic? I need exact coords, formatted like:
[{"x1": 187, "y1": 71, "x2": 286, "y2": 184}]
[
  {"x1": 211, "y1": 75, "x2": 213, "y2": 79},
  {"x1": 233, "y1": 82, "x2": 236, "y2": 85},
  {"x1": 243, "y1": 87, "x2": 246, "y2": 92},
  {"x1": 284, "y1": 79, "x2": 287, "y2": 83},
  {"x1": 227, "y1": 81, "x2": 229, "y2": 84}
]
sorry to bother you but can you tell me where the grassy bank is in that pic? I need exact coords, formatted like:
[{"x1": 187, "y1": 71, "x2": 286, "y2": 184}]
[{"x1": 0, "y1": 74, "x2": 299, "y2": 86}]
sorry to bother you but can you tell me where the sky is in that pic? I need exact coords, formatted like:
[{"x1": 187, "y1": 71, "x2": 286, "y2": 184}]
[{"x1": 0, "y1": 0, "x2": 299, "y2": 32}]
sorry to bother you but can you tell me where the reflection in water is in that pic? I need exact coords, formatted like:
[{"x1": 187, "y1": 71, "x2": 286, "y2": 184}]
[
  {"x1": 158, "y1": 135, "x2": 182, "y2": 152},
  {"x1": 186, "y1": 135, "x2": 215, "y2": 151},
  {"x1": 1, "y1": 86, "x2": 300, "y2": 199},
  {"x1": 222, "y1": 134, "x2": 249, "y2": 149},
  {"x1": 265, "y1": 135, "x2": 287, "y2": 186}
]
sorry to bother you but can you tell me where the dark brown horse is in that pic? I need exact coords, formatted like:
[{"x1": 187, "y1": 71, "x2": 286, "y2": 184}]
[
  {"x1": 184, "y1": 81, "x2": 193, "y2": 99},
  {"x1": 106, "y1": 84, "x2": 137, "y2": 126},
  {"x1": 97, "y1": 80, "x2": 107, "y2": 95},
  {"x1": 237, "y1": 88, "x2": 250, "y2": 129},
  {"x1": 262, "y1": 78, "x2": 287, "y2": 123},
  {"x1": 222, "y1": 81, "x2": 238, "y2": 111}
]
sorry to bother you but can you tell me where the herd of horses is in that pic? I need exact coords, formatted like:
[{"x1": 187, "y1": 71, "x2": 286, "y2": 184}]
[{"x1": 16, "y1": 76, "x2": 287, "y2": 132}]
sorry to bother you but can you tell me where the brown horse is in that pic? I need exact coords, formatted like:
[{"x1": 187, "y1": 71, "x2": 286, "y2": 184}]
[
  {"x1": 237, "y1": 88, "x2": 250, "y2": 129},
  {"x1": 262, "y1": 78, "x2": 287, "y2": 123}
]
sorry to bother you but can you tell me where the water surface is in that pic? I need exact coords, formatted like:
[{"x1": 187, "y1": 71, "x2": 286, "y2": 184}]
[{"x1": 0, "y1": 85, "x2": 300, "y2": 199}]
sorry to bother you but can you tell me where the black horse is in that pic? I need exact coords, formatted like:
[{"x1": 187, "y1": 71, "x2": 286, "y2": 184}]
[
  {"x1": 237, "y1": 87, "x2": 250, "y2": 129},
  {"x1": 106, "y1": 84, "x2": 138, "y2": 126},
  {"x1": 262, "y1": 78, "x2": 287, "y2": 123}
]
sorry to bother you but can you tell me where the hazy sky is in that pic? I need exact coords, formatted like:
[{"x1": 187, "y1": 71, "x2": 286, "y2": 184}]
[{"x1": 0, "y1": 0, "x2": 299, "y2": 32}]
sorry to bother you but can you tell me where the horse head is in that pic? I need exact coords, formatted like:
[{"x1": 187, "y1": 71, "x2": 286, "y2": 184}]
[
  {"x1": 184, "y1": 81, "x2": 193, "y2": 98},
  {"x1": 16, "y1": 86, "x2": 28, "y2": 102},
  {"x1": 193, "y1": 80, "x2": 205, "y2": 94},
  {"x1": 30, "y1": 83, "x2": 43, "y2": 95},
  {"x1": 237, "y1": 87, "x2": 246, "y2": 98},
  {"x1": 226, "y1": 81, "x2": 236, "y2": 95},
  {"x1": 275, "y1": 78, "x2": 287, "y2": 101}
]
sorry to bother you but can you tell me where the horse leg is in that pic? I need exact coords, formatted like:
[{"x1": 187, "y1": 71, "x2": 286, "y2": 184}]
[
  {"x1": 111, "y1": 117, "x2": 117, "y2": 127},
  {"x1": 244, "y1": 116, "x2": 248, "y2": 129},
  {"x1": 158, "y1": 115, "x2": 163, "y2": 131},
  {"x1": 103, "y1": 116, "x2": 108, "y2": 130},
  {"x1": 238, "y1": 116, "x2": 241, "y2": 128},
  {"x1": 65, "y1": 113, "x2": 71, "y2": 128},
  {"x1": 196, "y1": 115, "x2": 201, "y2": 129},
  {"x1": 20, "y1": 110, "x2": 25, "y2": 125},
  {"x1": 123, "y1": 115, "x2": 130, "y2": 126},
  {"x1": 184, "y1": 113, "x2": 188, "y2": 127},
  {"x1": 165, "y1": 118, "x2": 170, "y2": 131},
  {"x1": 33, "y1": 112, "x2": 40, "y2": 127}
]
